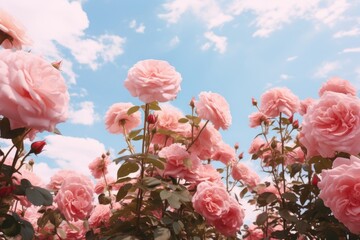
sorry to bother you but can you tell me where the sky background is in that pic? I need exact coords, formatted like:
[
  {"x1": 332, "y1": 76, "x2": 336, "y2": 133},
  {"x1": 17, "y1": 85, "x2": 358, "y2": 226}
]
[{"x1": 1, "y1": 0, "x2": 360, "y2": 223}]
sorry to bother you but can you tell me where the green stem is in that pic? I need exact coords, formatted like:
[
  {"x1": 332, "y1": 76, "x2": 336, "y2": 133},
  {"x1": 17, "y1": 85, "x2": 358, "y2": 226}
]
[{"x1": 187, "y1": 120, "x2": 209, "y2": 151}]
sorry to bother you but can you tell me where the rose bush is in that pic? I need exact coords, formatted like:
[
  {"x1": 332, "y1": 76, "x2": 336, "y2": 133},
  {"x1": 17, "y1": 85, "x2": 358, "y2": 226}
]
[{"x1": 2, "y1": 8, "x2": 360, "y2": 240}]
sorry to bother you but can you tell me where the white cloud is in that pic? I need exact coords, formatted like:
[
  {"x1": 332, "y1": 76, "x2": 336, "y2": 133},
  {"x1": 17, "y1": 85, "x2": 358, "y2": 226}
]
[
  {"x1": 68, "y1": 101, "x2": 100, "y2": 125},
  {"x1": 314, "y1": 0, "x2": 349, "y2": 26},
  {"x1": 158, "y1": 0, "x2": 233, "y2": 29},
  {"x1": 129, "y1": 19, "x2": 146, "y2": 33},
  {"x1": 70, "y1": 88, "x2": 88, "y2": 98},
  {"x1": 203, "y1": 31, "x2": 227, "y2": 54},
  {"x1": 286, "y1": 56, "x2": 298, "y2": 62},
  {"x1": 340, "y1": 47, "x2": 360, "y2": 53},
  {"x1": 32, "y1": 162, "x2": 60, "y2": 184},
  {"x1": 314, "y1": 61, "x2": 341, "y2": 78},
  {"x1": 280, "y1": 74, "x2": 291, "y2": 80},
  {"x1": 169, "y1": 36, "x2": 180, "y2": 47},
  {"x1": 201, "y1": 42, "x2": 211, "y2": 51},
  {"x1": 333, "y1": 27, "x2": 360, "y2": 38},
  {"x1": 0, "y1": 0, "x2": 125, "y2": 81},
  {"x1": 41, "y1": 135, "x2": 107, "y2": 176}
]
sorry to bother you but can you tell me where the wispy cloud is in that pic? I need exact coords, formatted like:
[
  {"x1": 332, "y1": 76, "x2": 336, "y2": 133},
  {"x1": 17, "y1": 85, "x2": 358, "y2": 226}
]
[
  {"x1": 169, "y1": 36, "x2": 180, "y2": 47},
  {"x1": 68, "y1": 101, "x2": 100, "y2": 126},
  {"x1": 314, "y1": 61, "x2": 341, "y2": 78},
  {"x1": 129, "y1": 19, "x2": 146, "y2": 33},
  {"x1": 0, "y1": 0, "x2": 126, "y2": 81},
  {"x1": 340, "y1": 47, "x2": 360, "y2": 54},
  {"x1": 158, "y1": 0, "x2": 233, "y2": 29},
  {"x1": 202, "y1": 31, "x2": 227, "y2": 54},
  {"x1": 286, "y1": 56, "x2": 298, "y2": 62},
  {"x1": 280, "y1": 74, "x2": 291, "y2": 80},
  {"x1": 333, "y1": 27, "x2": 360, "y2": 38}
]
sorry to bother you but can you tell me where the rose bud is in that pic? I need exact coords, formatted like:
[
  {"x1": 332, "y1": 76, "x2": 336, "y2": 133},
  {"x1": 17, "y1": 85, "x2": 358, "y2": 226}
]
[
  {"x1": 147, "y1": 114, "x2": 157, "y2": 124},
  {"x1": 30, "y1": 140, "x2": 46, "y2": 155},
  {"x1": 189, "y1": 97, "x2": 195, "y2": 108},
  {"x1": 251, "y1": 98, "x2": 258, "y2": 106},
  {"x1": 312, "y1": 174, "x2": 320, "y2": 187},
  {"x1": 288, "y1": 115, "x2": 293, "y2": 123},
  {"x1": 292, "y1": 120, "x2": 299, "y2": 129}
]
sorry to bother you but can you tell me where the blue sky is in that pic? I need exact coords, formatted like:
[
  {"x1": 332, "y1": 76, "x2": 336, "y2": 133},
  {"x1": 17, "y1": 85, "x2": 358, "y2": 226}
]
[{"x1": 1, "y1": 0, "x2": 360, "y2": 192}]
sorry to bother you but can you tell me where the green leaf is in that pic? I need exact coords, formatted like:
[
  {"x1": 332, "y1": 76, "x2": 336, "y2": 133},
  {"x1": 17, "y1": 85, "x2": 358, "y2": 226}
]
[
  {"x1": 132, "y1": 135, "x2": 144, "y2": 141},
  {"x1": 127, "y1": 106, "x2": 140, "y2": 115},
  {"x1": 172, "y1": 221, "x2": 183, "y2": 235},
  {"x1": 53, "y1": 127, "x2": 62, "y2": 135},
  {"x1": 116, "y1": 183, "x2": 132, "y2": 202},
  {"x1": 256, "y1": 212, "x2": 268, "y2": 226},
  {"x1": 144, "y1": 158, "x2": 165, "y2": 170},
  {"x1": 167, "y1": 193, "x2": 181, "y2": 209},
  {"x1": 0, "y1": 117, "x2": 26, "y2": 139},
  {"x1": 142, "y1": 177, "x2": 161, "y2": 188},
  {"x1": 160, "y1": 190, "x2": 172, "y2": 200},
  {"x1": 178, "y1": 118, "x2": 189, "y2": 123},
  {"x1": 149, "y1": 102, "x2": 161, "y2": 111},
  {"x1": 240, "y1": 187, "x2": 248, "y2": 199},
  {"x1": 128, "y1": 129, "x2": 142, "y2": 139},
  {"x1": 118, "y1": 148, "x2": 128, "y2": 155},
  {"x1": 117, "y1": 162, "x2": 139, "y2": 179},
  {"x1": 279, "y1": 209, "x2": 298, "y2": 223},
  {"x1": 20, "y1": 220, "x2": 35, "y2": 240},
  {"x1": 153, "y1": 227, "x2": 171, "y2": 240},
  {"x1": 0, "y1": 214, "x2": 21, "y2": 237},
  {"x1": 25, "y1": 186, "x2": 53, "y2": 206},
  {"x1": 282, "y1": 192, "x2": 297, "y2": 203},
  {"x1": 257, "y1": 192, "x2": 277, "y2": 207},
  {"x1": 116, "y1": 177, "x2": 132, "y2": 184}
]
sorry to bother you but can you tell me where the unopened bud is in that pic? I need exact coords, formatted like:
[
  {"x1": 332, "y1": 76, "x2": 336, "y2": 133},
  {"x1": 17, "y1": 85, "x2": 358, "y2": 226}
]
[
  {"x1": 30, "y1": 140, "x2": 46, "y2": 155},
  {"x1": 147, "y1": 114, "x2": 157, "y2": 124},
  {"x1": 238, "y1": 152, "x2": 244, "y2": 160},
  {"x1": 101, "y1": 153, "x2": 106, "y2": 159},
  {"x1": 234, "y1": 142, "x2": 239, "y2": 150},
  {"x1": 293, "y1": 120, "x2": 299, "y2": 129},
  {"x1": 189, "y1": 97, "x2": 195, "y2": 108},
  {"x1": 312, "y1": 174, "x2": 320, "y2": 187},
  {"x1": 28, "y1": 159, "x2": 35, "y2": 166},
  {"x1": 251, "y1": 98, "x2": 258, "y2": 106},
  {"x1": 288, "y1": 115, "x2": 293, "y2": 123},
  {"x1": 51, "y1": 60, "x2": 62, "y2": 70}
]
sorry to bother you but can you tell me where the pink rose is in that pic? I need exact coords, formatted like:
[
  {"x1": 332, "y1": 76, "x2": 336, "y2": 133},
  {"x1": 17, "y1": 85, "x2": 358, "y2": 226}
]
[
  {"x1": 0, "y1": 50, "x2": 69, "y2": 132},
  {"x1": 0, "y1": 9, "x2": 32, "y2": 49},
  {"x1": 249, "y1": 111, "x2": 269, "y2": 128},
  {"x1": 88, "y1": 204, "x2": 112, "y2": 229},
  {"x1": 105, "y1": 102, "x2": 141, "y2": 134},
  {"x1": 94, "y1": 176, "x2": 121, "y2": 194},
  {"x1": 299, "y1": 98, "x2": 315, "y2": 116},
  {"x1": 318, "y1": 155, "x2": 360, "y2": 234},
  {"x1": 192, "y1": 181, "x2": 231, "y2": 222},
  {"x1": 212, "y1": 197, "x2": 244, "y2": 236},
  {"x1": 189, "y1": 122, "x2": 222, "y2": 160},
  {"x1": 300, "y1": 92, "x2": 360, "y2": 158},
  {"x1": 259, "y1": 87, "x2": 300, "y2": 118},
  {"x1": 54, "y1": 174, "x2": 94, "y2": 221},
  {"x1": 152, "y1": 104, "x2": 190, "y2": 147},
  {"x1": 231, "y1": 162, "x2": 260, "y2": 188},
  {"x1": 248, "y1": 137, "x2": 265, "y2": 154},
  {"x1": 211, "y1": 141, "x2": 237, "y2": 165},
  {"x1": 124, "y1": 59, "x2": 182, "y2": 103},
  {"x1": 61, "y1": 220, "x2": 86, "y2": 239},
  {"x1": 158, "y1": 143, "x2": 201, "y2": 182},
  {"x1": 196, "y1": 164, "x2": 222, "y2": 185},
  {"x1": 244, "y1": 224, "x2": 264, "y2": 240},
  {"x1": 319, "y1": 77, "x2": 356, "y2": 97},
  {"x1": 88, "y1": 155, "x2": 111, "y2": 179},
  {"x1": 195, "y1": 91, "x2": 232, "y2": 130},
  {"x1": 285, "y1": 147, "x2": 305, "y2": 165},
  {"x1": 47, "y1": 170, "x2": 79, "y2": 191}
]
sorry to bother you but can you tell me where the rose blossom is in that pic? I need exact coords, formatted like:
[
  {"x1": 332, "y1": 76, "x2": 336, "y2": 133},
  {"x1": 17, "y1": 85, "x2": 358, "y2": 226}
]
[
  {"x1": 318, "y1": 77, "x2": 357, "y2": 97},
  {"x1": 54, "y1": 174, "x2": 94, "y2": 221},
  {"x1": 47, "y1": 170, "x2": 79, "y2": 191},
  {"x1": 318, "y1": 155, "x2": 360, "y2": 234},
  {"x1": 285, "y1": 146, "x2": 305, "y2": 165},
  {"x1": 248, "y1": 137, "x2": 265, "y2": 155},
  {"x1": 192, "y1": 181, "x2": 231, "y2": 222},
  {"x1": 88, "y1": 155, "x2": 111, "y2": 179},
  {"x1": 300, "y1": 91, "x2": 360, "y2": 158},
  {"x1": 0, "y1": 50, "x2": 69, "y2": 132},
  {"x1": 195, "y1": 91, "x2": 232, "y2": 130},
  {"x1": 158, "y1": 143, "x2": 201, "y2": 182},
  {"x1": 88, "y1": 204, "x2": 112, "y2": 229},
  {"x1": 211, "y1": 141, "x2": 237, "y2": 165},
  {"x1": 259, "y1": 87, "x2": 300, "y2": 118},
  {"x1": 211, "y1": 197, "x2": 245, "y2": 237},
  {"x1": 196, "y1": 164, "x2": 222, "y2": 184},
  {"x1": 189, "y1": 122, "x2": 222, "y2": 160},
  {"x1": 0, "y1": 9, "x2": 32, "y2": 49},
  {"x1": 249, "y1": 111, "x2": 268, "y2": 128},
  {"x1": 94, "y1": 175, "x2": 122, "y2": 194},
  {"x1": 105, "y1": 102, "x2": 141, "y2": 134},
  {"x1": 243, "y1": 224, "x2": 264, "y2": 240},
  {"x1": 151, "y1": 104, "x2": 190, "y2": 147},
  {"x1": 299, "y1": 97, "x2": 315, "y2": 116},
  {"x1": 124, "y1": 59, "x2": 182, "y2": 103},
  {"x1": 231, "y1": 162, "x2": 260, "y2": 188}
]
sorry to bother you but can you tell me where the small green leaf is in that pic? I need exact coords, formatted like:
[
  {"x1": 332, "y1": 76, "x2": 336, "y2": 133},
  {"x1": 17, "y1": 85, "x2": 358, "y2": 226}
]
[
  {"x1": 240, "y1": 187, "x2": 248, "y2": 199},
  {"x1": 1, "y1": 214, "x2": 21, "y2": 237},
  {"x1": 282, "y1": 192, "x2": 297, "y2": 203},
  {"x1": 20, "y1": 220, "x2": 35, "y2": 240},
  {"x1": 149, "y1": 102, "x2": 161, "y2": 111},
  {"x1": 53, "y1": 128, "x2": 62, "y2": 135},
  {"x1": 142, "y1": 177, "x2": 161, "y2": 188},
  {"x1": 25, "y1": 186, "x2": 53, "y2": 206},
  {"x1": 117, "y1": 162, "x2": 139, "y2": 179},
  {"x1": 256, "y1": 212, "x2": 268, "y2": 226},
  {"x1": 153, "y1": 227, "x2": 171, "y2": 240},
  {"x1": 127, "y1": 106, "x2": 140, "y2": 115},
  {"x1": 128, "y1": 129, "x2": 142, "y2": 139},
  {"x1": 178, "y1": 118, "x2": 189, "y2": 123},
  {"x1": 160, "y1": 190, "x2": 172, "y2": 200},
  {"x1": 116, "y1": 183, "x2": 132, "y2": 202},
  {"x1": 172, "y1": 221, "x2": 182, "y2": 235},
  {"x1": 132, "y1": 135, "x2": 144, "y2": 141},
  {"x1": 145, "y1": 158, "x2": 165, "y2": 170},
  {"x1": 167, "y1": 193, "x2": 181, "y2": 209}
]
